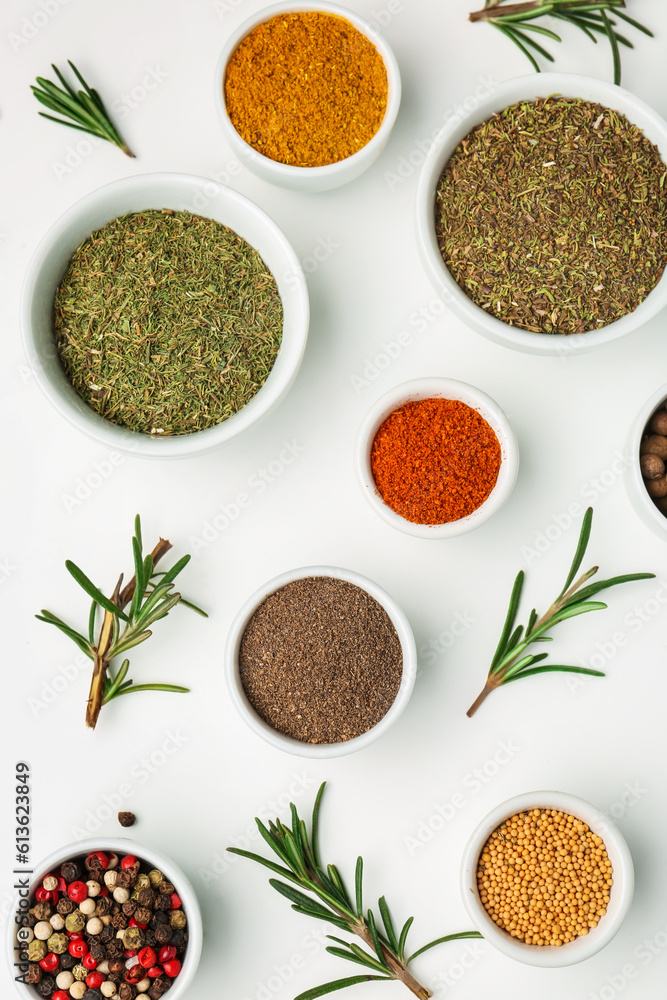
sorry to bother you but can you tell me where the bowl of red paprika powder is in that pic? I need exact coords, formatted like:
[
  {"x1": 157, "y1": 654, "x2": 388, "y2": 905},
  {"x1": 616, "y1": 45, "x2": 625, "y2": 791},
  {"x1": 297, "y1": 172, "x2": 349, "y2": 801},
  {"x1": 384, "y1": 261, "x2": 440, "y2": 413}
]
[
  {"x1": 214, "y1": 1, "x2": 402, "y2": 192},
  {"x1": 355, "y1": 378, "x2": 519, "y2": 538}
]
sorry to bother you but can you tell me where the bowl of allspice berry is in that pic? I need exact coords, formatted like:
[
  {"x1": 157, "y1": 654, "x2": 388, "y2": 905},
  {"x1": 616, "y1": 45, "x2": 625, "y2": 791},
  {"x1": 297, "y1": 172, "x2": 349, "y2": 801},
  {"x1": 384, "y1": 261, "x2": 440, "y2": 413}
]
[
  {"x1": 9, "y1": 839, "x2": 202, "y2": 1000},
  {"x1": 628, "y1": 384, "x2": 667, "y2": 538}
]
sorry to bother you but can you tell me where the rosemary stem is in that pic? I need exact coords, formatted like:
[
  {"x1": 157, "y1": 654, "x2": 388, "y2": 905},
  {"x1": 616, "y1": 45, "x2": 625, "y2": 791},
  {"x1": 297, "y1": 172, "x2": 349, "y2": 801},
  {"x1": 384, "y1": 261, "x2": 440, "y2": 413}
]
[
  {"x1": 355, "y1": 925, "x2": 432, "y2": 998},
  {"x1": 85, "y1": 538, "x2": 172, "y2": 729},
  {"x1": 466, "y1": 679, "x2": 499, "y2": 718}
]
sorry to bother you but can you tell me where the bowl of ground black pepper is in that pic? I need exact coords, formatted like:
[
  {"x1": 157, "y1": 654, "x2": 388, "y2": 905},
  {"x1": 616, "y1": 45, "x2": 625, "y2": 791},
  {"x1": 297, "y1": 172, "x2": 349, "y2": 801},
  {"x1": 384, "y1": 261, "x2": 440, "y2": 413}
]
[
  {"x1": 8, "y1": 838, "x2": 202, "y2": 999},
  {"x1": 461, "y1": 791, "x2": 634, "y2": 967},
  {"x1": 626, "y1": 383, "x2": 667, "y2": 538},
  {"x1": 21, "y1": 172, "x2": 309, "y2": 457},
  {"x1": 215, "y1": 2, "x2": 401, "y2": 191},
  {"x1": 355, "y1": 378, "x2": 519, "y2": 538},
  {"x1": 416, "y1": 73, "x2": 667, "y2": 356},
  {"x1": 225, "y1": 566, "x2": 417, "y2": 757}
]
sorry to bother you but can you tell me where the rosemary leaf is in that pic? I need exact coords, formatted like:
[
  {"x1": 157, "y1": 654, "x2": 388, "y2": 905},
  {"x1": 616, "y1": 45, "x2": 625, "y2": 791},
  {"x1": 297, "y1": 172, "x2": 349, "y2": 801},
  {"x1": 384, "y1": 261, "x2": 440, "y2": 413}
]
[
  {"x1": 294, "y1": 976, "x2": 390, "y2": 1000},
  {"x1": 467, "y1": 507, "x2": 654, "y2": 716}
]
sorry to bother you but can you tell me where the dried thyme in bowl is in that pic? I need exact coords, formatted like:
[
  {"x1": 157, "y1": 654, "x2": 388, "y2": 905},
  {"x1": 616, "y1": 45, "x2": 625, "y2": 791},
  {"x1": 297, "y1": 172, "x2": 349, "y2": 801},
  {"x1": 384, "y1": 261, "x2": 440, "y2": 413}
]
[
  {"x1": 53, "y1": 209, "x2": 283, "y2": 435},
  {"x1": 435, "y1": 97, "x2": 667, "y2": 335}
]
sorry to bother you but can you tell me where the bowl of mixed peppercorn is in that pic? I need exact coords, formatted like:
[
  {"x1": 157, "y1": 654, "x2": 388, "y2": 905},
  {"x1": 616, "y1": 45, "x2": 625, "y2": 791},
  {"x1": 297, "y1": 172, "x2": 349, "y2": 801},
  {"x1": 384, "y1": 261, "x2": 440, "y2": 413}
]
[
  {"x1": 416, "y1": 73, "x2": 667, "y2": 356},
  {"x1": 9, "y1": 839, "x2": 202, "y2": 1000}
]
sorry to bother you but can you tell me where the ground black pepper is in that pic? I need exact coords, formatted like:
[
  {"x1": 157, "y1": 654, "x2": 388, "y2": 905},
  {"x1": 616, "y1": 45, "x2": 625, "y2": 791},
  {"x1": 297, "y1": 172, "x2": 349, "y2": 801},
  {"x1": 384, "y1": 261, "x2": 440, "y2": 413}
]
[{"x1": 239, "y1": 576, "x2": 403, "y2": 744}]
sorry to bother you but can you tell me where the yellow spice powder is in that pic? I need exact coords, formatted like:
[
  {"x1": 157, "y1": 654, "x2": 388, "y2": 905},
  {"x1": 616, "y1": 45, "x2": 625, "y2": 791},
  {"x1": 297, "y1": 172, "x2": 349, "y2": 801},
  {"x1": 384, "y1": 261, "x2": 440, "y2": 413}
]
[
  {"x1": 224, "y1": 11, "x2": 388, "y2": 167},
  {"x1": 477, "y1": 808, "x2": 613, "y2": 946}
]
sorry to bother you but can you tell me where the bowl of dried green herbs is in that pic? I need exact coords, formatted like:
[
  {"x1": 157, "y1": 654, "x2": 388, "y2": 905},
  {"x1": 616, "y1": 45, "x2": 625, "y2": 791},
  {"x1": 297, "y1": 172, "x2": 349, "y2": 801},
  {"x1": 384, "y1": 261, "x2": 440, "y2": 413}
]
[
  {"x1": 21, "y1": 173, "x2": 309, "y2": 457},
  {"x1": 224, "y1": 565, "x2": 417, "y2": 757},
  {"x1": 417, "y1": 73, "x2": 667, "y2": 355}
]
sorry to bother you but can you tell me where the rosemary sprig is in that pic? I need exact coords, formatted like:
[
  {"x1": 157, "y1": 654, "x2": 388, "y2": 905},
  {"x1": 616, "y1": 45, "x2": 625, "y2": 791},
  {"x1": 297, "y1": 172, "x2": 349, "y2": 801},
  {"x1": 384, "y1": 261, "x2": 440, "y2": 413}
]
[
  {"x1": 228, "y1": 783, "x2": 482, "y2": 1000},
  {"x1": 467, "y1": 507, "x2": 653, "y2": 717},
  {"x1": 31, "y1": 60, "x2": 135, "y2": 157},
  {"x1": 468, "y1": 0, "x2": 653, "y2": 85},
  {"x1": 36, "y1": 515, "x2": 206, "y2": 729}
]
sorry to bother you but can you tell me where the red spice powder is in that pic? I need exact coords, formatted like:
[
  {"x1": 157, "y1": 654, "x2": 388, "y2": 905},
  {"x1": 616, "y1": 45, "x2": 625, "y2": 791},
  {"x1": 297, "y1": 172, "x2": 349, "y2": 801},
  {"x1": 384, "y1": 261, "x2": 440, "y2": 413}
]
[{"x1": 370, "y1": 397, "x2": 502, "y2": 524}]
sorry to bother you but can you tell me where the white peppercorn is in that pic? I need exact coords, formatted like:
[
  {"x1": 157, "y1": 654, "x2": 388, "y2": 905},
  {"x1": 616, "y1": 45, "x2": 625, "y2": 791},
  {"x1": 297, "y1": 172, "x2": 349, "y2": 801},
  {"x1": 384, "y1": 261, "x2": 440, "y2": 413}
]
[
  {"x1": 104, "y1": 871, "x2": 118, "y2": 888},
  {"x1": 56, "y1": 970, "x2": 74, "y2": 990},
  {"x1": 34, "y1": 920, "x2": 53, "y2": 940},
  {"x1": 43, "y1": 876, "x2": 59, "y2": 892},
  {"x1": 86, "y1": 917, "x2": 103, "y2": 935},
  {"x1": 136, "y1": 979, "x2": 151, "y2": 993},
  {"x1": 49, "y1": 913, "x2": 65, "y2": 931},
  {"x1": 100, "y1": 983, "x2": 117, "y2": 998},
  {"x1": 70, "y1": 982, "x2": 87, "y2": 999},
  {"x1": 86, "y1": 880, "x2": 101, "y2": 897},
  {"x1": 17, "y1": 926, "x2": 34, "y2": 944},
  {"x1": 97, "y1": 960, "x2": 110, "y2": 975},
  {"x1": 113, "y1": 887, "x2": 130, "y2": 904},
  {"x1": 107, "y1": 853, "x2": 119, "y2": 869},
  {"x1": 101, "y1": 915, "x2": 112, "y2": 926},
  {"x1": 79, "y1": 898, "x2": 96, "y2": 916}
]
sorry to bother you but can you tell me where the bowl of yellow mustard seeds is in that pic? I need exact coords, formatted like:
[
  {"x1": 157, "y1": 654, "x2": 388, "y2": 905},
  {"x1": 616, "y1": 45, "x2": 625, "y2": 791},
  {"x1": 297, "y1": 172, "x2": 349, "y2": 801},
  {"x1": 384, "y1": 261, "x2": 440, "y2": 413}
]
[
  {"x1": 214, "y1": 1, "x2": 401, "y2": 191},
  {"x1": 461, "y1": 791, "x2": 634, "y2": 967}
]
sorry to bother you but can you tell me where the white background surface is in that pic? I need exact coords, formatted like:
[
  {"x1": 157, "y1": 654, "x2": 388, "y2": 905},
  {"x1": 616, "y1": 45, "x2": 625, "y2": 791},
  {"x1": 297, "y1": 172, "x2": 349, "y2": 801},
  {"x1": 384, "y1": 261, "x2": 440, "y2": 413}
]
[{"x1": 1, "y1": 1, "x2": 667, "y2": 998}]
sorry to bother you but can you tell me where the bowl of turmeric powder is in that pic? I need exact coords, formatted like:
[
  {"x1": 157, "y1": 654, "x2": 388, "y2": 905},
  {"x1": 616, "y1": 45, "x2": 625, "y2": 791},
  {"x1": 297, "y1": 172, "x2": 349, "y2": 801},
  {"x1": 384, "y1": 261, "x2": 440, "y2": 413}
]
[
  {"x1": 215, "y1": 2, "x2": 401, "y2": 191},
  {"x1": 355, "y1": 377, "x2": 519, "y2": 538}
]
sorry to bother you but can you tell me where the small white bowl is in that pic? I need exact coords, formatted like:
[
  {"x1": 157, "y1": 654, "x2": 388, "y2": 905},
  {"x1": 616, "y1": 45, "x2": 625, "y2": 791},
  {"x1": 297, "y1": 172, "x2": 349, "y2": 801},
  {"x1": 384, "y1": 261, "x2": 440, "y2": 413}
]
[
  {"x1": 355, "y1": 377, "x2": 519, "y2": 539},
  {"x1": 7, "y1": 837, "x2": 203, "y2": 999},
  {"x1": 461, "y1": 791, "x2": 634, "y2": 968},
  {"x1": 224, "y1": 565, "x2": 417, "y2": 757},
  {"x1": 214, "y1": 1, "x2": 402, "y2": 191},
  {"x1": 21, "y1": 172, "x2": 309, "y2": 458},
  {"x1": 626, "y1": 383, "x2": 667, "y2": 538},
  {"x1": 416, "y1": 73, "x2": 667, "y2": 356}
]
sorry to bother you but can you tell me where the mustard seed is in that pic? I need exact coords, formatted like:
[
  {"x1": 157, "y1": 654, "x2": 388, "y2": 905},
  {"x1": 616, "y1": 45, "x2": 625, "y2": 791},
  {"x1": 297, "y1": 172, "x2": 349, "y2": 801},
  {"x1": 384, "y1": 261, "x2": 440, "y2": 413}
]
[{"x1": 477, "y1": 808, "x2": 613, "y2": 945}]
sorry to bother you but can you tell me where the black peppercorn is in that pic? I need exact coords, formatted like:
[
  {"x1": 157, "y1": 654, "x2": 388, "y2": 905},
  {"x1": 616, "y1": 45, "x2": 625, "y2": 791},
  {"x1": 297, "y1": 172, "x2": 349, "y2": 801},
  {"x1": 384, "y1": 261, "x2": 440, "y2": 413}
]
[
  {"x1": 60, "y1": 952, "x2": 77, "y2": 970},
  {"x1": 108, "y1": 972, "x2": 123, "y2": 986},
  {"x1": 148, "y1": 979, "x2": 171, "y2": 999},
  {"x1": 154, "y1": 895, "x2": 170, "y2": 912},
  {"x1": 111, "y1": 913, "x2": 128, "y2": 930},
  {"x1": 170, "y1": 929, "x2": 188, "y2": 949},
  {"x1": 118, "y1": 811, "x2": 136, "y2": 827},
  {"x1": 158, "y1": 880, "x2": 175, "y2": 895},
  {"x1": 95, "y1": 896, "x2": 112, "y2": 917},
  {"x1": 118, "y1": 983, "x2": 137, "y2": 1000},
  {"x1": 114, "y1": 872, "x2": 132, "y2": 891},
  {"x1": 25, "y1": 963, "x2": 42, "y2": 984},
  {"x1": 144, "y1": 929, "x2": 157, "y2": 948},
  {"x1": 27, "y1": 913, "x2": 38, "y2": 928},
  {"x1": 154, "y1": 924, "x2": 173, "y2": 945},
  {"x1": 61, "y1": 861, "x2": 80, "y2": 882},
  {"x1": 89, "y1": 942, "x2": 106, "y2": 963},
  {"x1": 83, "y1": 990, "x2": 102, "y2": 1000},
  {"x1": 36, "y1": 976, "x2": 55, "y2": 996},
  {"x1": 150, "y1": 910, "x2": 168, "y2": 926},
  {"x1": 137, "y1": 887, "x2": 155, "y2": 908},
  {"x1": 30, "y1": 902, "x2": 52, "y2": 920},
  {"x1": 134, "y1": 906, "x2": 152, "y2": 925},
  {"x1": 107, "y1": 957, "x2": 126, "y2": 975},
  {"x1": 57, "y1": 897, "x2": 75, "y2": 916},
  {"x1": 106, "y1": 940, "x2": 124, "y2": 959},
  {"x1": 99, "y1": 924, "x2": 114, "y2": 944},
  {"x1": 122, "y1": 899, "x2": 137, "y2": 917}
]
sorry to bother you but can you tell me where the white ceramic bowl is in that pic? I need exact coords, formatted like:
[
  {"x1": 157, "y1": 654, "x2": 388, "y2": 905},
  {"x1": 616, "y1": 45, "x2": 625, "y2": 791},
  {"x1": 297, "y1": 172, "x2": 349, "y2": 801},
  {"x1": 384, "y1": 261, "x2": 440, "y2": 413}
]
[
  {"x1": 214, "y1": 1, "x2": 402, "y2": 191},
  {"x1": 224, "y1": 565, "x2": 417, "y2": 757},
  {"x1": 416, "y1": 73, "x2": 667, "y2": 356},
  {"x1": 355, "y1": 377, "x2": 519, "y2": 538},
  {"x1": 461, "y1": 791, "x2": 634, "y2": 968},
  {"x1": 21, "y1": 172, "x2": 309, "y2": 458},
  {"x1": 7, "y1": 837, "x2": 203, "y2": 998},
  {"x1": 626, "y1": 383, "x2": 667, "y2": 538}
]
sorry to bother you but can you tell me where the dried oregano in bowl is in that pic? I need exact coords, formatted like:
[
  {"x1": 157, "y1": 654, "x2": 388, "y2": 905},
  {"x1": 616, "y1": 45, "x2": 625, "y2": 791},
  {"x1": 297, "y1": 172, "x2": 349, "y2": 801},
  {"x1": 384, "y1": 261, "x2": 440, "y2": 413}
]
[
  {"x1": 434, "y1": 94, "x2": 667, "y2": 336},
  {"x1": 53, "y1": 209, "x2": 283, "y2": 436}
]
